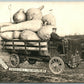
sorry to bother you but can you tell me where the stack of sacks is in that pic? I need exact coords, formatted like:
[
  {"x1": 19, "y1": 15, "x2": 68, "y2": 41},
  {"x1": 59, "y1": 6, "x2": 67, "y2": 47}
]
[{"x1": 0, "y1": 5, "x2": 56, "y2": 45}]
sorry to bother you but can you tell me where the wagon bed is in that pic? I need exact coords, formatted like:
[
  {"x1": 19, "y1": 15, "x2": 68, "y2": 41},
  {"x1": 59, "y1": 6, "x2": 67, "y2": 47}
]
[
  {"x1": 1, "y1": 39, "x2": 48, "y2": 52},
  {"x1": 1, "y1": 39, "x2": 81, "y2": 75}
]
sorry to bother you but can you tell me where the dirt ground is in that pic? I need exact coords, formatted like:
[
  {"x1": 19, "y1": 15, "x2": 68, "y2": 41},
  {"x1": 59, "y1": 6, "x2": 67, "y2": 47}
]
[{"x1": 0, "y1": 53, "x2": 84, "y2": 83}]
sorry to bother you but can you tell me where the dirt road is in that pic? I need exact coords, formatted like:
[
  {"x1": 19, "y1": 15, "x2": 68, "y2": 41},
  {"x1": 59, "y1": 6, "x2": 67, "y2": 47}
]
[
  {"x1": 0, "y1": 46, "x2": 84, "y2": 83},
  {"x1": 0, "y1": 58, "x2": 84, "y2": 83}
]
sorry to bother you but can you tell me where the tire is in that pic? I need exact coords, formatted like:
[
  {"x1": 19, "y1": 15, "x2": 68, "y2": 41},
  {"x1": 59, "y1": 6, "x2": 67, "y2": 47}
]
[
  {"x1": 49, "y1": 57, "x2": 65, "y2": 74},
  {"x1": 67, "y1": 61, "x2": 79, "y2": 69},
  {"x1": 28, "y1": 59, "x2": 36, "y2": 64},
  {"x1": 67, "y1": 51, "x2": 80, "y2": 69},
  {"x1": 10, "y1": 54, "x2": 20, "y2": 67}
]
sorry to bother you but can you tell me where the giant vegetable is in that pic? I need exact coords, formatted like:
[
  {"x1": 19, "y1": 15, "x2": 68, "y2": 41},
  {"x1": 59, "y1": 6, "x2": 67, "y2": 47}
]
[
  {"x1": 0, "y1": 20, "x2": 43, "y2": 32},
  {"x1": 20, "y1": 30, "x2": 40, "y2": 45},
  {"x1": 0, "y1": 22, "x2": 13, "y2": 28},
  {"x1": 42, "y1": 14, "x2": 56, "y2": 26},
  {"x1": 13, "y1": 31, "x2": 21, "y2": 39},
  {"x1": 13, "y1": 9, "x2": 26, "y2": 23},
  {"x1": 37, "y1": 25, "x2": 55, "y2": 40},
  {"x1": 26, "y1": 5, "x2": 44, "y2": 20},
  {"x1": 0, "y1": 32, "x2": 13, "y2": 40}
]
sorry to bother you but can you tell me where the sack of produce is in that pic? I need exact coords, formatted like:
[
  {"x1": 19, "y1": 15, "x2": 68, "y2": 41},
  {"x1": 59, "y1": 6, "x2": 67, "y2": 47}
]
[
  {"x1": 26, "y1": 5, "x2": 44, "y2": 20},
  {"x1": 20, "y1": 30, "x2": 40, "y2": 45},
  {"x1": 37, "y1": 25, "x2": 55, "y2": 40},
  {"x1": 0, "y1": 20, "x2": 43, "y2": 32},
  {"x1": 0, "y1": 32, "x2": 13, "y2": 40},
  {"x1": 13, "y1": 31, "x2": 21, "y2": 39},
  {"x1": 13, "y1": 9, "x2": 26, "y2": 23},
  {"x1": 42, "y1": 14, "x2": 56, "y2": 26},
  {"x1": 0, "y1": 22, "x2": 13, "y2": 28}
]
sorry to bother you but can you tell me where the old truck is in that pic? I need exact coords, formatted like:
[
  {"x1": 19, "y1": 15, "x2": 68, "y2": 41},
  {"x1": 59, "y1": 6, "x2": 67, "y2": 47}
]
[{"x1": 1, "y1": 38, "x2": 81, "y2": 74}]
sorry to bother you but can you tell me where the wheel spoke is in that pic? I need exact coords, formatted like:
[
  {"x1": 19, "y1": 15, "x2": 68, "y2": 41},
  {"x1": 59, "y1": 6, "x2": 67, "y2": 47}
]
[
  {"x1": 10, "y1": 54, "x2": 19, "y2": 67},
  {"x1": 49, "y1": 57, "x2": 65, "y2": 74},
  {"x1": 11, "y1": 60, "x2": 16, "y2": 65},
  {"x1": 52, "y1": 64, "x2": 62, "y2": 73}
]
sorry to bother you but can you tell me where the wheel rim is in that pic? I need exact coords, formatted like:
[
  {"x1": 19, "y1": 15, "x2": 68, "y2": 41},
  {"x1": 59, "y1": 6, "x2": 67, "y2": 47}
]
[
  {"x1": 10, "y1": 54, "x2": 20, "y2": 67},
  {"x1": 49, "y1": 57, "x2": 65, "y2": 74}
]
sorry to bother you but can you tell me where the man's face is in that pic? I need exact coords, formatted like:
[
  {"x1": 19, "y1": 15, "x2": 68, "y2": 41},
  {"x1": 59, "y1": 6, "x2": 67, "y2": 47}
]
[{"x1": 52, "y1": 29, "x2": 56, "y2": 33}]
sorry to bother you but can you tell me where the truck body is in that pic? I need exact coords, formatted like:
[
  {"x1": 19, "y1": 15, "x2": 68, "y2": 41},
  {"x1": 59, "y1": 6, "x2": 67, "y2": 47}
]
[{"x1": 1, "y1": 38, "x2": 81, "y2": 74}]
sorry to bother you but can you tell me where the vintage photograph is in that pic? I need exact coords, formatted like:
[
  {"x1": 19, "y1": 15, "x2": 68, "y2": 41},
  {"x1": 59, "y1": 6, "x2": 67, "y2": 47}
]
[{"x1": 0, "y1": 1, "x2": 84, "y2": 83}]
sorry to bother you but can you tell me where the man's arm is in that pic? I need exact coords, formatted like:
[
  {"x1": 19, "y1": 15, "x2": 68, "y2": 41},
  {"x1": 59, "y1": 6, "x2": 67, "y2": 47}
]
[{"x1": 50, "y1": 32, "x2": 62, "y2": 41}]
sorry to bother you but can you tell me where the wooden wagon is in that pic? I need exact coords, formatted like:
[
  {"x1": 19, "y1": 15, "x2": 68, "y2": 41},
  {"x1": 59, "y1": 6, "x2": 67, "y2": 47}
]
[{"x1": 1, "y1": 38, "x2": 81, "y2": 74}]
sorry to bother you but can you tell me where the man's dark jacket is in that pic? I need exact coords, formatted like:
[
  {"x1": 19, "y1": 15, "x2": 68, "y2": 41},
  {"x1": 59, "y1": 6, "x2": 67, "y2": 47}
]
[{"x1": 50, "y1": 32, "x2": 62, "y2": 41}]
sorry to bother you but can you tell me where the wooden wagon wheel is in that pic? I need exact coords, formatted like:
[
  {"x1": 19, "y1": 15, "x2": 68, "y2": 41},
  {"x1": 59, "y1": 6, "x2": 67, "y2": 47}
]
[
  {"x1": 49, "y1": 57, "x2": 65, "y2": 74},
  {"x1": 10, "y1": 54, "x2": 20, "y2": 67}
]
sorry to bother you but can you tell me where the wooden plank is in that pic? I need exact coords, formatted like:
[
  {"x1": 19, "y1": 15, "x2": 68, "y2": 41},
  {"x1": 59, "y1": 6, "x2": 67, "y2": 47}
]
[
  {"x1": 4, "y1": 41, "x2": 47, "y2": 47},
  {"x1": 5, "y1": 46, "x2": 47, "y2": 51},
  {"x1": 2, "y1": 39, "x2": 47, "y2": 42},
  {"x1": 0, "y1": 58, "x2": 8, "y2": 70},
  {"x1": 4, "y1": 44, "x2": 47, "y2": 47},
  {"x1": 9, "y1": 68, "x2": 46, "y2": 73},
  {"x1": 5, "y1": 42, "x2": 25, "y2": 45}
]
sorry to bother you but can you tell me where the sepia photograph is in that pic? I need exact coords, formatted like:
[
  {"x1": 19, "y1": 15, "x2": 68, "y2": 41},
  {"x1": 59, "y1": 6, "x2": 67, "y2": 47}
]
[{"x1": 0, "y1": 1, "x2": 84, "y2": 83}]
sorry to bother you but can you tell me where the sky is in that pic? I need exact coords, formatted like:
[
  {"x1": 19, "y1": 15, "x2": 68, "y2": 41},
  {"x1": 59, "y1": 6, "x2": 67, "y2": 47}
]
[{"x1": 0, "y1": 2, "x2": 84, "y2": 36}]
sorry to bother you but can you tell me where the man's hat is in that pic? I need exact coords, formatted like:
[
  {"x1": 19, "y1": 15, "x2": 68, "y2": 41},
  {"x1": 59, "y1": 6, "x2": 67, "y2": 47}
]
[{"x1": 52, "y1": 28, "x2": 57, "y2": 30}]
